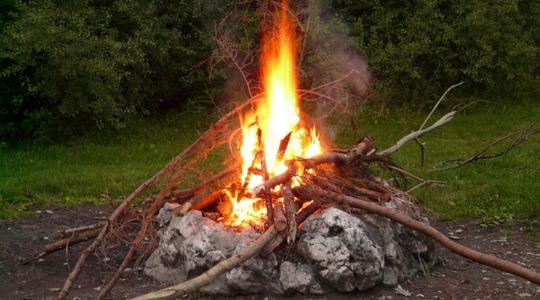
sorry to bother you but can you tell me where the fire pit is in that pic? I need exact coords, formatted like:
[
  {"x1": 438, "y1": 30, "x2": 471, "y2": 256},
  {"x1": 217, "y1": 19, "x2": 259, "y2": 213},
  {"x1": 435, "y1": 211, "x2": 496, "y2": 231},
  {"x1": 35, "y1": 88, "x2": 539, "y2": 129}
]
[
  {"x1": 144, "y1": 202, "x2": 432, "y2": 295},
  {"x1": 137, "y1": 5, "x2": 434, "y2": 296},
  {"x1": 45, "y1": 2, "x2": 539, "y2": 299}
]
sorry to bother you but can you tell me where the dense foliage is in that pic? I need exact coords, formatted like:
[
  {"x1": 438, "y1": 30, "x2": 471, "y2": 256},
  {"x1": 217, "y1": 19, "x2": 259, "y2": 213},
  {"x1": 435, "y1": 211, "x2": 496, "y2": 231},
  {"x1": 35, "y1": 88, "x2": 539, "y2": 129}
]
[
  {"x1": 0, "y1": 0, "x2": 225, "y2": 140},
  {"x1": 0, "y1": 0, "x2": 538, "y2": 141},
  {"x1": 332, "y1": 0, "x2": 540, "y2": 101}
]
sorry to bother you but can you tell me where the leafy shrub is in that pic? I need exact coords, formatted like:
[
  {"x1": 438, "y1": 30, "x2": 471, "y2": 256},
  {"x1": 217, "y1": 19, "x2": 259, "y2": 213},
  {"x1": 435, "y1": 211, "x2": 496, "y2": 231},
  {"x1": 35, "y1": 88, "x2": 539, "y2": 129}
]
[
  {"x1": 332, "y1": 0, "x2": 539, "y2": 102},
  {"x1": 0, "y1": 0, "x2": 226, "y2": 141}
]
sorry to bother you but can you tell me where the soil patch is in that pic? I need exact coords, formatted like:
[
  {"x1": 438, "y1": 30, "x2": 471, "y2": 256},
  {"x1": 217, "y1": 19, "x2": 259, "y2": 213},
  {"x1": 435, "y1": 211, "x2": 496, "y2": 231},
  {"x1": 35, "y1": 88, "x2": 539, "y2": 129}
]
[{"x1": 0, "y1": 205, "x2": 538, "y2": 299}]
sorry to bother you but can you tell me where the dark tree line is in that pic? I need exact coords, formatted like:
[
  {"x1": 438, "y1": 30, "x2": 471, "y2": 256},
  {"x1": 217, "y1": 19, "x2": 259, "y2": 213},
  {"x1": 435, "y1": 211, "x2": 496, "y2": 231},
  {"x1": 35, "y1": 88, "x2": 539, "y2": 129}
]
[{"x1": 0, "y1": 0, "x2": 538, "y2": 141}]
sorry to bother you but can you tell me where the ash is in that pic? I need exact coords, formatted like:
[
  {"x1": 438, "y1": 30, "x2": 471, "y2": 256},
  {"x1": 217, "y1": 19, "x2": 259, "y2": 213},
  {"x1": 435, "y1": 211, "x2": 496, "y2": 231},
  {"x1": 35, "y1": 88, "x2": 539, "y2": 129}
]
[{"x1": 145, "y1": 202, "x2": 432, "y2": 296}]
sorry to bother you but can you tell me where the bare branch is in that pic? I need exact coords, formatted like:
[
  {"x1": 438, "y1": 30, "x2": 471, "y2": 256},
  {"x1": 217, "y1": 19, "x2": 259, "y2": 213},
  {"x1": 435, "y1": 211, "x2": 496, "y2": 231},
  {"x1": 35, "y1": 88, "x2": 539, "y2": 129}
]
[
  {"x1": 378, "y1": 112, "x2": 456, "y2": 156},
  {"x1": 432, "y1": 120, "x2": 540, "y2": 171},
  {"x1": 419, "y1": 81, "x2": 463, "y2": 131}
]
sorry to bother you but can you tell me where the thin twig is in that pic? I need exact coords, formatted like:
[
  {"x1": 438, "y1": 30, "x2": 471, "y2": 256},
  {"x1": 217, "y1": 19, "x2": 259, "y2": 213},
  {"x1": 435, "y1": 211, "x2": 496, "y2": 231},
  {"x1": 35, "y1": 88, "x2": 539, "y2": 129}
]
[
  {"x1": 432, "y1": 120, "x2": 540, "y2": 171},
  {"x1": 387, "y1": 166, "x2": 446, "y2": 187},
  {"x1": 419, "y1": 81, "x2": 464, "y2": 131}
]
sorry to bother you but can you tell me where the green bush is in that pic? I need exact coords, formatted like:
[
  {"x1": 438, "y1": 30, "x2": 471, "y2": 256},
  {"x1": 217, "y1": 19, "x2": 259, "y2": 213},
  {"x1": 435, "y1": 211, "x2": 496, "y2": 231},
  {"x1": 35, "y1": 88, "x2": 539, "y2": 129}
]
[
  {"x1": 332, "y1": 0, "x2": 539, "y2": 102},
  {"x1": 1, "y1": 1, "x2": 539, "y2": 141},
  {"x1": 0, "y1": 0, "x2": 225, "y2": 141}
]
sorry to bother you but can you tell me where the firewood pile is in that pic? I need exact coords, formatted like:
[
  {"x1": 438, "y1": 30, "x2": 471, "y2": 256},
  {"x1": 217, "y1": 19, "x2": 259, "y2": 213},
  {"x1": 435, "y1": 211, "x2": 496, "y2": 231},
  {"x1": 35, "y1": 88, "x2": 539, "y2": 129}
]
[{"x1": 31, "y1": 95, "x2": 539, "y2": 300}]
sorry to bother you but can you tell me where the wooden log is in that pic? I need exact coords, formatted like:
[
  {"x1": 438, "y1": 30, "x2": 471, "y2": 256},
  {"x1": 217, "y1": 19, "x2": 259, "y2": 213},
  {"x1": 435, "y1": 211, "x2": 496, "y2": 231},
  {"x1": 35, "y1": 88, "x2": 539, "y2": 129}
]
[
  {"x1": 253, "y1": 168, "x2": 295, "y2": 197},
  {"x1": 260, "y1": 201, "x2": 321, "y2": 257},
  {"x1": 293, "y1": 184, "x2": 540, "y2": 285},
  {"x1": 276, "y1": 132, "x2": 292, "y2": 163},
  {"x1": 258, "y1": 128, "x2": 274, "y2": 228},
  {"x1": 175, "y1": 202, "x2": 192, "y2": 216},
  {"x1": 320, "y1": 175, "x2": 391, "y2": 201},
  {"x1": 176, "y1": 190, "x2": 224, "y2": 216},
  {"x1": 273, "y1": 202, "x2": 287, "y2": 232},
  {"x1": 202, "y1": 212, "x2": 221, "y2": 221},
  {"x1": 378, "y1": 112, "x2": 455, "y2": 156},
  {"x1": 130, "y1": 226, "x2": 279, "y2": 300},
  {"x1": 192, "y1": 190, "x2": 223, "y2": 211},
  {"x1": 282, "y1": 183, "x2": 297, "y2": 243}
]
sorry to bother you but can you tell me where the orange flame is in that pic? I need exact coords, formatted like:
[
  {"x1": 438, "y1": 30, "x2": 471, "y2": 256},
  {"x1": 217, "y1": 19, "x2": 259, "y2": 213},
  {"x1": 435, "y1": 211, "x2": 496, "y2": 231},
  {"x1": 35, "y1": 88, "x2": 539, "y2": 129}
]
[{"x1": 223, "y1": 2, "x2": 322, "y2": 227}]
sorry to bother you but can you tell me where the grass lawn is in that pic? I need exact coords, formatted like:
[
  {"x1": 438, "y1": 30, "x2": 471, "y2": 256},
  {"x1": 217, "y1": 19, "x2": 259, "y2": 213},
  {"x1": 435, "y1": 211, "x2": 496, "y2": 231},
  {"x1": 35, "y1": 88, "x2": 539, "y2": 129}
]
[
  {"x1": 337, "y1": 101, "x2": 540, "y2": 223},
  {"x1": 1, "y1": 101, "x2": 539, "y2": 223}
]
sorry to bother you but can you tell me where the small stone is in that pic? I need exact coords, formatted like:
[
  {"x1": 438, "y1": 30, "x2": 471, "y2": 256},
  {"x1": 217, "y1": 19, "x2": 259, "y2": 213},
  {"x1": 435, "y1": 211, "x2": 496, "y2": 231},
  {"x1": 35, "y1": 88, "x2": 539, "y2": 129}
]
[
  {"x1": 49, "y1": 288, "x2": 60, "y2": 292},
  {"x1": 518, "y1": 292, "x2": 532, "y2": 297},
  {"x1": 279, "y1": 261, "x2": 314, "y2": 294},
  {"x1": 394, "y1": 285, "x2": 411, "y2": 297},
  {"x1": 45, "y1": 210, "x2": 54, "y2": 214}
]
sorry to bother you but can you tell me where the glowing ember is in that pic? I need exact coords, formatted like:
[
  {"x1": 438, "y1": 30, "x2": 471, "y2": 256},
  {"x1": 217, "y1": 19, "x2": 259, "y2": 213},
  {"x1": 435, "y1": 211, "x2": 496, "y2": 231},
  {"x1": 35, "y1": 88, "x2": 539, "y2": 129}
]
[{"x1": 223, "y1": 2, "x2": 323, "y2": 227}]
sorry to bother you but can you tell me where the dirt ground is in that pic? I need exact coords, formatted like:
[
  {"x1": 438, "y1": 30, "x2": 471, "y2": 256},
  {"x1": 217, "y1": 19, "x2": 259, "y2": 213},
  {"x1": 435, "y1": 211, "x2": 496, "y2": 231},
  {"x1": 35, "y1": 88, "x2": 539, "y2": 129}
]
[{"x1": 0, "y1": 204, "x2": 538, "y2": 300}]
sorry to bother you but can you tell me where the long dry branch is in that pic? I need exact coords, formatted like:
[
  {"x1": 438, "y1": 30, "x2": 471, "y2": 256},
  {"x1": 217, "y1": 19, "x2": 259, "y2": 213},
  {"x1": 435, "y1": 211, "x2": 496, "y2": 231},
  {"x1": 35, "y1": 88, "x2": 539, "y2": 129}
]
[
  {"x1": 378, "y1": 111, "x2": 456, "y2": 156},
  {"x1": 24, "y1": 228, "x2": 102, "y2": 264},
  {"x1": 292, "y1": 184, "x2": 540, "y2": 284},
  {"x1": 130, "y1": 226, "x2": 279, "y2": 300}
]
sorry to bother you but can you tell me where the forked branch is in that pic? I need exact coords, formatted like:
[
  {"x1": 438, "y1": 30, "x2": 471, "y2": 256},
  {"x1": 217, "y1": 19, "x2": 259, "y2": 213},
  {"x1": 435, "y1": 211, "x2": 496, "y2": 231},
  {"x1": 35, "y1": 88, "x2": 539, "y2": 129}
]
[{"x1": 378, "y1": 111, "x2": 456, "y2": 156}]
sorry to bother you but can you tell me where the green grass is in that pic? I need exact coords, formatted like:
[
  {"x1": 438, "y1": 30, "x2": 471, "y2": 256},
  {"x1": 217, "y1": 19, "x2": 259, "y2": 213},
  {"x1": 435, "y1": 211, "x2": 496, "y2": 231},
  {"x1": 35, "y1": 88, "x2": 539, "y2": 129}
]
[
  {"x1": 337, "y1": 102, "x2": 540, "y2": 222},
  {"x1": 0, "y1": 108, "x2": 220, "y2": 218},
  {"x1": 1, "y1": 102, "x2": 539, "y2": 222}
]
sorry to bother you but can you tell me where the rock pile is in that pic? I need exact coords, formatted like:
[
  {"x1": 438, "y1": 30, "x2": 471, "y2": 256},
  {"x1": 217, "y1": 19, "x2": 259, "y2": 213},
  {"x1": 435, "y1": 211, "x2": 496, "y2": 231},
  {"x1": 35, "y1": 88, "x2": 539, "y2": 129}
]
[{"x1": 145, "y1": 205, "x2": 432, "y2": 295}]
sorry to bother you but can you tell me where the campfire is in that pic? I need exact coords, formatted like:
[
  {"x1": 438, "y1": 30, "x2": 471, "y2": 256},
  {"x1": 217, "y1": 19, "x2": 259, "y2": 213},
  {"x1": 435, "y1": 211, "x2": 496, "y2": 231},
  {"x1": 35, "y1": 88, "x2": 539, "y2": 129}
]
[
  {"x1": 35, "y1": 2, "x2": 539, "y2": 299},
  {"x1": 214, "y1": 5, "x2": 322, "y2": 229}
]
